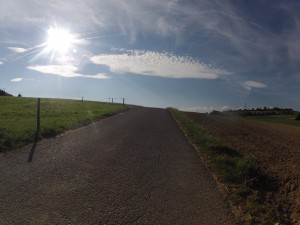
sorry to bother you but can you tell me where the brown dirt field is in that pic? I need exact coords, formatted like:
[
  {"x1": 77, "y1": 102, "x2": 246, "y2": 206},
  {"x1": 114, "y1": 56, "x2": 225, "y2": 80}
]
[{"x1": 186, "y1": 112, "x2": 300, "y2": 224}]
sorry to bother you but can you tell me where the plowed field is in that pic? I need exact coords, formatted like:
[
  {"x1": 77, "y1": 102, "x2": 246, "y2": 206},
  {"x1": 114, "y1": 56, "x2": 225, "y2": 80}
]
[{"x1": 186, "y1": 112, "x2": 300, "y2": 224}]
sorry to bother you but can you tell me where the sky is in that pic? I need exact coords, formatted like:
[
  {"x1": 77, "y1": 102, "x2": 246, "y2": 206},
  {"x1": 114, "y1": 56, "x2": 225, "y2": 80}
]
[{"x1": 1, "y1": 0, "x2": 300, "y2": 111}]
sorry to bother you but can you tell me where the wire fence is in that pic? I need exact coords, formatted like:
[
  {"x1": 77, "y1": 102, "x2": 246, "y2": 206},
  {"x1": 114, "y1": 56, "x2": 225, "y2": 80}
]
[{"x1": 6, "y1": 90, "x2": 126, "y2": 106}]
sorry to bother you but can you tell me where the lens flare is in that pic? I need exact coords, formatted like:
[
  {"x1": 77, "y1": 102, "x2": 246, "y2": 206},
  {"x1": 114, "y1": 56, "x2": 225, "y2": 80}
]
[
  {"x1": 45, "y1": 27, "x2": 75, "y2": 54},
  {"x1": 12, "y1": 25, "x2": 97, "y2": 63}
]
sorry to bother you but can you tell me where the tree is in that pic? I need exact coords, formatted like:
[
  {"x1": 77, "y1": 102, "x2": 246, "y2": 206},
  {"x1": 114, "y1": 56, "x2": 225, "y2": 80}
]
[{"x1": 0, "y1": 89, "x2": 12, "y2": 96}]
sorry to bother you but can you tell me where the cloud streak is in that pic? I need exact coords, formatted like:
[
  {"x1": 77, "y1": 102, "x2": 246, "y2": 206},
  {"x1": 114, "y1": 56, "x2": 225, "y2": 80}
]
[
  {"x1": 90, "y1": 50, "x2": 230, "y2": 79},
  {"x1": 8, "y1": 47, "x2": 27, "y2": 53},
  {"x1": 242, "y1": 80, "x2": 267, "y2": 89},
  {"x1": 10, "y1": 78, "x2": 40, "y2": 82},
  {"x1": 179, "y1": 105, "x2": 243, "y2": 113},
  {"x1": 11, "y1": 78, "x2": 23, "y2": 82},
  {"x1": 27, "y1": 65, "x2": 109, "y2": 79}
]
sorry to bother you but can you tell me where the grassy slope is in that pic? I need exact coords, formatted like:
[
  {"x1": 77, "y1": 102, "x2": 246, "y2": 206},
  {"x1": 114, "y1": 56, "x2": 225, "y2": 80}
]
[
  {"x1": 169, "y1": 108, "x2": 285, "y2": 225},
  {"x1": 0, "y1": 96, "x2": 128, "y2": 151}
]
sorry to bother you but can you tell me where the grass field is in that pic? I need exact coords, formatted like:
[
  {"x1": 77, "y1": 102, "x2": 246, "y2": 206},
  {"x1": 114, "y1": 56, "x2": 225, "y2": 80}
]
[
  {"x1": 0, "y1": 96, "x2": 128, "y2": 152},
  {"x1": 245, "y1": 114, "x2": 300, "y2": 127}
]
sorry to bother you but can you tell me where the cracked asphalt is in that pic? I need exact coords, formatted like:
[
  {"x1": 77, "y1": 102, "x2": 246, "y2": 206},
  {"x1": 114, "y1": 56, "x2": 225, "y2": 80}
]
[{"x1": 0, "y1": 107, "x2": 236, "y2": 225}]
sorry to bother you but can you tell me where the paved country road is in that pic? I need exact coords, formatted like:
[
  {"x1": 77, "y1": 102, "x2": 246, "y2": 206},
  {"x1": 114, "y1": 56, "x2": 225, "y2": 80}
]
[{"x1": 0, "y1": 107, "x2": 236, "y2": 225}]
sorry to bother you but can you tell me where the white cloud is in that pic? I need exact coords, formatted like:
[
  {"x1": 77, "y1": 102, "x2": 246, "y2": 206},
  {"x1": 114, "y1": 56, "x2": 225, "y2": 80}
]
[
  {"x1": 10, "y1": 78, "x2": 40, "y2": 82},
  {"x1": 27, "y1": 65, "x2": 109, "y2": 79},
  {"x1": 179, "y1": 105, "x2": 242, "y2": 113},
  {"x1": 90, "y1": 50, "x2": 230, "y2": 79},
  {"x1": 11, "y1": 78, "x2": 23, "y2": 82},
  {"x1": 7, "y1": 47, "x2": 27, "y2": 53},
  {"x1": 179, "y1": 106, "x2": 213, "y2": 113},
  {"x1": 242, "y1": 80, "x2": 267, "y2": 89},
  {"x1": 0, "y1": 61, "x2": 3, "y2": 65}
]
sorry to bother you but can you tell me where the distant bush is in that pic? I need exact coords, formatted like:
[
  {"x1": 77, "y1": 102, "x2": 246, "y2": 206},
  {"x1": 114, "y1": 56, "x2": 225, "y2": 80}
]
[{"x1": 296, "y1": 113, "x2": 300, "y2": 121}]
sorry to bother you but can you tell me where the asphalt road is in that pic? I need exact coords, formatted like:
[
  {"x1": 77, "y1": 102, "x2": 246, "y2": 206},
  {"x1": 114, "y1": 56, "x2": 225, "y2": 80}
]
[{"x1": 0, "y1": 107, "x2": 236, "y2": 225}]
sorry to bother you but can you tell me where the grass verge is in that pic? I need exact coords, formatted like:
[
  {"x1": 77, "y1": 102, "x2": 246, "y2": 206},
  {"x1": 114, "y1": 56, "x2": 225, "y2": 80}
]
[
  {"x1": 0, "y1": 96, "x2": 128, "y2": 152},
  {"x1": 168, "y1": 108, "x2": 288, "y2": 224}
]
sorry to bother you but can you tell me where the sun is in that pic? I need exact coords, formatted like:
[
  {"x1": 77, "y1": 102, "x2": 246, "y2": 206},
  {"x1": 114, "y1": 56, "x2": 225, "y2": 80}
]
[{"x1": 45, "y1": 27, "x2": 75, "y2": 54}]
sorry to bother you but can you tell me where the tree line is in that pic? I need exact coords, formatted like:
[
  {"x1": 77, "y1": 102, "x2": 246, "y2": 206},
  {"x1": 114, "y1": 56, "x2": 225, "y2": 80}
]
[{"x1": 0, "y1": 89, "x2": 12, "y2": 97}]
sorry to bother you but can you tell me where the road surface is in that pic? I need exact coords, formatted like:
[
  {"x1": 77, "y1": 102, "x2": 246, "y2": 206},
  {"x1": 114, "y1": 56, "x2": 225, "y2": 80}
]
[{"x1": 0, "y1": 107, "x2": 236, "y2": 224}]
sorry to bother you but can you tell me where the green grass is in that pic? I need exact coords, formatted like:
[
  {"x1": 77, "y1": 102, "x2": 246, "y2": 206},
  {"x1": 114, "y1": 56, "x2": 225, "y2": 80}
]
[
  {"x1": 245, "y1": 114, "x2": 300, "y2": 127},
  {"x1": 168, "y1": 108, "x2": 283, "y2": 224},
  {"x1": 0, "y1": 96, "x2": 128, "y2": 152}
]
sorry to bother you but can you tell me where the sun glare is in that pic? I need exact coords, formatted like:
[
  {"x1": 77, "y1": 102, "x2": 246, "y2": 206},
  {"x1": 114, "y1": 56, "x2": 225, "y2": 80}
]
[{"x1": 46, "y1": 27, "x2": 75, "y2": 54}]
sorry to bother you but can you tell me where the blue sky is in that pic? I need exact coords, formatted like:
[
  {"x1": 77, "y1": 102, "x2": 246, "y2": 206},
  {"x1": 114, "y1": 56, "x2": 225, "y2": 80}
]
[{"x1": 1, "y1": 0, "x2": 300, "y2": 111}]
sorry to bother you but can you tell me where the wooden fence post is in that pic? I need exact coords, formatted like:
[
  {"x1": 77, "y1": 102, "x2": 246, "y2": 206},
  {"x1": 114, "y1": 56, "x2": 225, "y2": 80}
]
[{"x1": 37, "y1": 98, "x2": 40, "y2": 131}]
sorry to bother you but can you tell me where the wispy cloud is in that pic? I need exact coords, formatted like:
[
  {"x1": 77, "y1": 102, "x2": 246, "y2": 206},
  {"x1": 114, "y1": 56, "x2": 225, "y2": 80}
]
[
  {"x1": 11, "y1": 78, "x2": 23, "y2": 82},
  {"x1": 242, "y1": 80, "x2": 267, "y2": 89},
  {"x1": 2, "y1": 0, "x2": 299, "y2": 68},
  {"x1": 90, "y1": 49, "x2": 230, "y2": 79},
  {"x1": 8, "y1": 47, "x2": 27, "y2": 53},
  {"x1": 0, "y1": 61, "x2": 3, "y2": 65},
  {"x1": 179, "y1": 105, "x2": 242, "y2": 113},
  {"x1": 0, "y1": 1, "x2": 179, "y2": 37},
  {"x1": 11, "y1": 77, "x2": 40, "y2": 82},
  {"x1": 27, "y1": 65, "x2": 109, "y2": 79}
]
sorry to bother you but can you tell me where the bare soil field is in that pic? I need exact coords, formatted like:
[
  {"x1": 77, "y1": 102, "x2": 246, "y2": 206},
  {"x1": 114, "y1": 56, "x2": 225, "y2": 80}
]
[{"x1": 186, "y1": 112, "x2": 300, "y2": 224}]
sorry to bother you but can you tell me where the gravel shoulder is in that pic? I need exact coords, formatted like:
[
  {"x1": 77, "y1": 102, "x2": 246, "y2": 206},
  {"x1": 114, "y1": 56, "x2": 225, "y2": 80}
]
[{"x1": 0, "y1": 107, "x2": 236, "y2": 225}]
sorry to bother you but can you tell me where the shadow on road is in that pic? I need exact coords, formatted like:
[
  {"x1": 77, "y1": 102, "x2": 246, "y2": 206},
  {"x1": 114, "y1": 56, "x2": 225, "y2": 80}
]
[{"x1": 27, "y1": 130, "x2": 39, "y2": 163}]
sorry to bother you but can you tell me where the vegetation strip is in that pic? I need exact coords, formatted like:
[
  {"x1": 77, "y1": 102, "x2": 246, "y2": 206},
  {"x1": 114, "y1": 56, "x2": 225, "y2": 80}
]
[
  {"x1": 0, "y1": 96, "x2": 128, "y2": 152},
  {"x1": 168, "y1": 108, "x2": 288, "y2": 224}
]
